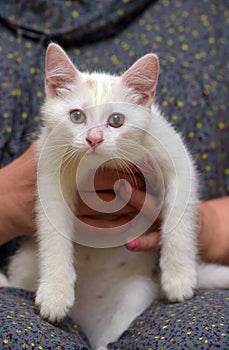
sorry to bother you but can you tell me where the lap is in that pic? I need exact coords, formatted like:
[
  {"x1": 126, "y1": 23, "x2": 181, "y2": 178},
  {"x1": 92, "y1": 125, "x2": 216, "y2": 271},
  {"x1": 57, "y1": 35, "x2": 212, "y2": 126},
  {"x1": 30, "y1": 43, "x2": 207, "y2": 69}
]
[
  {"x1": 0, "y1": 288, "x2": 88, "y2": 350},
  {"x1": 112, "y1": 289, "x2": 229, "y2": 349},
  {"x1": 0, "y1": 288, "x2": 228, "y2": 350}
]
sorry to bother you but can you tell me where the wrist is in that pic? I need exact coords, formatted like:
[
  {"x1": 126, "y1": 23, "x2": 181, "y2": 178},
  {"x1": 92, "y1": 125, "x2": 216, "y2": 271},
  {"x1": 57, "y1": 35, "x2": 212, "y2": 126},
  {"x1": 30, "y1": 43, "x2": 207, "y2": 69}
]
[
  {"x1": 0, "y1": 143, "x2": 37, "y2": 245},
  {"x1": 198, "y1": 201, "x2": 217, "y2": 262},
  {"x1": 198, "y1": 197, "x2": 229, "y2": 265},
  {"x1": 0, "y1": 166, "x2": 21, "y2": 243}
]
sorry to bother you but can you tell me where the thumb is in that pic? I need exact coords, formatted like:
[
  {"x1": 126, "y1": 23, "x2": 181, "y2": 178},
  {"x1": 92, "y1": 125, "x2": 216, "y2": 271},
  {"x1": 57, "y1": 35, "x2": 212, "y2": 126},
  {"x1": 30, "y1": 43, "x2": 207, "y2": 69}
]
[
  {"x1": 119, "y1": 181, "x2": 158, "y2": 220},
  {"x1": 125, "y1": 231, "x2": 160, "y2": 251}
]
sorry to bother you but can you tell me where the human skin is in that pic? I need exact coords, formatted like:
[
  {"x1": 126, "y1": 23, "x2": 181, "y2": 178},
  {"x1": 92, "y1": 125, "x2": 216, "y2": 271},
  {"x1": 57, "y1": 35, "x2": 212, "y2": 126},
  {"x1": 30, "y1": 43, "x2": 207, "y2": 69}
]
[
  {"x1": 0, "y1": 142, "x2": 37, "y2": 246},
  {"x1": 0, "y1": 143, "x2": 228, "y2": 265},
  {"x1": 120, "y1": 185, "x2": 229, "y2": 266}
]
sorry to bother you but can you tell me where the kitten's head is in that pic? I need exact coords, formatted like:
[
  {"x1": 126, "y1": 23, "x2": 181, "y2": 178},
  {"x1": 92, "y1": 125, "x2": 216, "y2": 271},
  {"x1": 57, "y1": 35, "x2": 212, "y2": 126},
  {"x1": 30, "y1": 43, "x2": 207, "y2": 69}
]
[{"x1": 42, "y1": 43, "x2": 159, "y2": 164}]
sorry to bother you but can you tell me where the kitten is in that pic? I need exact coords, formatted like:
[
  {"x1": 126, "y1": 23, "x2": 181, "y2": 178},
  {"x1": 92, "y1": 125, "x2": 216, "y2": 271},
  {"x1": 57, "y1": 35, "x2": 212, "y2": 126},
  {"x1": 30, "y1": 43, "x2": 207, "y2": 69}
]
[{"x1": 2, "y1": 44, "x2": 229, "y2": 350}]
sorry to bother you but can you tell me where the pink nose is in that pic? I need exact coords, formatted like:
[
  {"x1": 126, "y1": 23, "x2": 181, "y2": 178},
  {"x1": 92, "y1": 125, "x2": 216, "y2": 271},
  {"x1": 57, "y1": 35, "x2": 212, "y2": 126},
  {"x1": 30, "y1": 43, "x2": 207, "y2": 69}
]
[{"x1": 86, "y1": 137, "x2": 103, "y2": 148}]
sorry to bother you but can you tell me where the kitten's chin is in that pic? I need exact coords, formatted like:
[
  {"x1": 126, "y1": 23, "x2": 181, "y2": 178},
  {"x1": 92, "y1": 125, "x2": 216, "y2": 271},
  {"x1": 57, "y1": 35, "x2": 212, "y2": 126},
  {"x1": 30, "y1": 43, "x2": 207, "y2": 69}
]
[{"x1": 81, "y1": 149, "x2": 109, "y2": 166}]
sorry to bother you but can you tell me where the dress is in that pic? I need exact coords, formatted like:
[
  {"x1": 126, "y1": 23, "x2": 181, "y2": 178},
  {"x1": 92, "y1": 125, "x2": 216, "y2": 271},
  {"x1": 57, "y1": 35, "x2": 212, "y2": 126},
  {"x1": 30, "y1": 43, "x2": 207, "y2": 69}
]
[{"x1": 0, "y1": 1, "x2": 228, "y2": 349}]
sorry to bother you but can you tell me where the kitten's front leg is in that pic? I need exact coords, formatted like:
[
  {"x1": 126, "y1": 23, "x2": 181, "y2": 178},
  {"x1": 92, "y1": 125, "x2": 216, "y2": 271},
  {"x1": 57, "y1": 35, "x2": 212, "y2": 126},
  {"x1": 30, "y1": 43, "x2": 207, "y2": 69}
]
[
  {"x1": 35, "y1": 179, "x2": 76, "y2": 322},
  {"x1": 160, "y1": 176, "x2": 198, "y2": 302}
]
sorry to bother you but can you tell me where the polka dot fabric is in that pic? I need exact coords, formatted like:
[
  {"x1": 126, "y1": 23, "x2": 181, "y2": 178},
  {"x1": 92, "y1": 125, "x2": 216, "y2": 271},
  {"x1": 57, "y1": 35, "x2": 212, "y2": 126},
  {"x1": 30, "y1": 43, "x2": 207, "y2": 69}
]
[
  {"x1": 0, "y1": 1, "x2": 228, "y2": 349},
  {"x1": 111, "y1": 290, "x2": 229, "y2": 350},
  {"x1": 0, "y1": 288, "x2": 89, "y2": 350},
  {"x1": 0, "y1": 288, "x2": 228, "y2": 349}
]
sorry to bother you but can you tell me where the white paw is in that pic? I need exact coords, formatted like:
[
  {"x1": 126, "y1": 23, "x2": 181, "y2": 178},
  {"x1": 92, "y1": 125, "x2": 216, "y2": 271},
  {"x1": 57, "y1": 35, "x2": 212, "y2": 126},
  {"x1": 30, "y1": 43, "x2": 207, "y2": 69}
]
[
  {"x1": 161, "y1": 271, "x2": 197, "y2": 302},
  {"x1": 35, "y1": 283, "x2": 75, "y2": 322}
]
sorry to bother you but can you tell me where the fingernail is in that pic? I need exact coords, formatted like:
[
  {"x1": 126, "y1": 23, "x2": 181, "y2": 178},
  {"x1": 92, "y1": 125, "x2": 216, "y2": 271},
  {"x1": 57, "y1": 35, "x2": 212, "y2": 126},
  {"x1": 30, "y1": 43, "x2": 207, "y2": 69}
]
[
  {"x1": 130, "y1": 239, "x2": 139, "y2": 249},
  {"x1": 126, "y1": 237, "x2": 139, "y2": 250},
  {"x1": 125, "y1": 181, "x2": 132, "y2": 194}
]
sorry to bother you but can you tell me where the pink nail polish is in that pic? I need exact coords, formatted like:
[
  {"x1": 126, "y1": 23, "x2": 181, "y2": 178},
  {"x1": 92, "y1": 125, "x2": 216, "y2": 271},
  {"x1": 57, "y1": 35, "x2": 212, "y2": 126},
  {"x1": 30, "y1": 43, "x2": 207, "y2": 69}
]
[{"x1": 131, "y1": 239, "x2": 139, "y2": 249}]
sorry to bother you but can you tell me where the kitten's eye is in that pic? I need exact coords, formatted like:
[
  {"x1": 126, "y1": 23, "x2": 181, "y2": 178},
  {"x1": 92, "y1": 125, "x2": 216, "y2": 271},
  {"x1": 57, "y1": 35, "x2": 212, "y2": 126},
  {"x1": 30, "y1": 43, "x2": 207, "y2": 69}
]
[
  {"x1": 108, "y1": 113, "x2": 125, "y2": 128},
  {"x1": 70, "y1": 109, "x2": 86, "y2": 124}
]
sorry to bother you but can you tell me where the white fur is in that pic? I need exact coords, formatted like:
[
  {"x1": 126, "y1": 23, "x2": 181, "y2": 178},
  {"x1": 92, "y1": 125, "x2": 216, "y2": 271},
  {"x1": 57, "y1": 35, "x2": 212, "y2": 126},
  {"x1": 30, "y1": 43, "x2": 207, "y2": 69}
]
[
  {"x1": 2, "y1": 45, "x2": 229, "y2": 350},
  {"x1": 0, "y1": 272, "x2": 9, "y2": 287}
]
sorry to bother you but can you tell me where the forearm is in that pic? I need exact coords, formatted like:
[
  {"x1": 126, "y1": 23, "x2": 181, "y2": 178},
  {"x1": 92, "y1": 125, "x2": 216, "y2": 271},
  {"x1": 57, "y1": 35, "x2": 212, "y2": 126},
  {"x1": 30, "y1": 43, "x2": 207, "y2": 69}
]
[
  {"x1": 0, "y1": 143, "x2": 37, "y2": 245},
  {"x1": 0, "y1": 166, "x2": 22, "y2": 244},
  {"x1": 199, "y1": 197, "x2": 229, "y2": 265}
]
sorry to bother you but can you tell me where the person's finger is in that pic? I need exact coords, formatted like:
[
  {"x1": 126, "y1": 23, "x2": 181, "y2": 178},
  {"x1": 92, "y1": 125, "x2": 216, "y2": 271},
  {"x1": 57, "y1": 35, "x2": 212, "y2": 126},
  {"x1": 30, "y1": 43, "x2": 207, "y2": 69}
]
[
  {"x1": 79, "y1": 168, "x2": 145, "y2": 192},
  {"x1": 119, "y1": 182, "x2": 159, "y2": 220},
  {"x1": 76, "y1": 214, "x2": 137, "y2": 239},
  {"x1": 76, "y1": 191, "x2": 138, "y2": 217},
  {"x1": 125, "y1": 231, "x2": 160, "y2": 251},
  {"x1": 78, "y1": 214, "x2": 133, "y2": 228}
]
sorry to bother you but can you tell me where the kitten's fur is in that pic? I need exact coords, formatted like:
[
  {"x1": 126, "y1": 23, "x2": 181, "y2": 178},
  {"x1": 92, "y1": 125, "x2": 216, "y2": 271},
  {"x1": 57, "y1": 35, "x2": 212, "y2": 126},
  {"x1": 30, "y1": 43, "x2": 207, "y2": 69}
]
[{"x1": 2, "y1": 44, "x2": 229, "y2": 350}]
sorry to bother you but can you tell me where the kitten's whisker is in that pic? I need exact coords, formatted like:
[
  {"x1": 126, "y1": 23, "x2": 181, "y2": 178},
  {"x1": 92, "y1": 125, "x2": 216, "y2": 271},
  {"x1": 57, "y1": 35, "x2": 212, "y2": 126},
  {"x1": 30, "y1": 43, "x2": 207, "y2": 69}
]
[
  {"x1": 61, "y1": 148, "x2": 78, "y2": 176},
  {"x1": 114, "y1": 151, "x2": 141, "y2": 189}
]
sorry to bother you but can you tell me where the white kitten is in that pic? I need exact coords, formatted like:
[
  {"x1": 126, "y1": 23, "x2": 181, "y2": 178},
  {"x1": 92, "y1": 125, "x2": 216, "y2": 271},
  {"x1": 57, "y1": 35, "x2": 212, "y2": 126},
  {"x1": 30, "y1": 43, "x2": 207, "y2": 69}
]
[{"x1": 3, "y1": 44, "x2": 229, "y2": 350}]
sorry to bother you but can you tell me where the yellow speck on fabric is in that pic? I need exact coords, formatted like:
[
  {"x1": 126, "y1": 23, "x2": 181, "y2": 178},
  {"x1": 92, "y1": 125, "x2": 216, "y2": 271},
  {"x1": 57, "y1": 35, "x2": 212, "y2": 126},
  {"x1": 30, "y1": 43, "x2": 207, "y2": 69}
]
[
  {"x1": 71, "y1": 10, "x2": 78, "y2": 18},
  {"x1": 202, "y1": 153, "x2": 208, "y2": 159},
  {"x1": 11, "y1": 89, "x2": 21, "y2": 96},
  {"x1": 218, "y1": 122, "x2": 225, "y2": 129},
  {"x1": 177, "y1": 101, "x2": 183, "y2": 107},
  {"x1": 181, "y1": 43, "x2": 189, "y2": 51}
]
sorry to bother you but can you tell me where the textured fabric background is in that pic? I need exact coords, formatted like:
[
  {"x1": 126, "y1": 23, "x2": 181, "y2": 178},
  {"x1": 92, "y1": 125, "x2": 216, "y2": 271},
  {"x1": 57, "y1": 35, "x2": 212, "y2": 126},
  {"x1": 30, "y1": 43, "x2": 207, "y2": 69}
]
[
  {"x1": 0, "y1": 1, "x2": 228, "y2": 349},
  {"x1": 0, "y1": 288, "x2": 228, "y2": 350}
]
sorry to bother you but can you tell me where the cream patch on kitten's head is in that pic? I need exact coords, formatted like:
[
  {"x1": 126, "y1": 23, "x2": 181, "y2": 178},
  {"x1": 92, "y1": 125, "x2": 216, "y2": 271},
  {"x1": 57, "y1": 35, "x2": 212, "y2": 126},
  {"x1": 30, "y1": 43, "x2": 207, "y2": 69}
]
[{"x1": 41, "y1": 44, "x2": 159, "y2": 162}]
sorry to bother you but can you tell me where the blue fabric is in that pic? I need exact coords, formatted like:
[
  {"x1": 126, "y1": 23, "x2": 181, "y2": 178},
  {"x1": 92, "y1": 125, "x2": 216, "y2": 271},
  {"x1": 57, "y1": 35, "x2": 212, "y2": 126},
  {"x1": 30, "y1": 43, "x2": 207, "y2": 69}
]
[{"x1": 0, "y1": 1, "x2": 228, "y2": 349}]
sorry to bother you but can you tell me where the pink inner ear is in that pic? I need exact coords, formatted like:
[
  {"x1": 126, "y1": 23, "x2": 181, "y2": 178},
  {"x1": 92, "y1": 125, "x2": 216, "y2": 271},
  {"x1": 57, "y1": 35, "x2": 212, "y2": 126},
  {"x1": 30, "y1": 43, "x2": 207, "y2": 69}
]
[
  {"x1": 45, "y1": 44, "x2": 78, "y2": 97},
  {"x1": 122, "y1": 54, "x2": 159, "y2": 107}
]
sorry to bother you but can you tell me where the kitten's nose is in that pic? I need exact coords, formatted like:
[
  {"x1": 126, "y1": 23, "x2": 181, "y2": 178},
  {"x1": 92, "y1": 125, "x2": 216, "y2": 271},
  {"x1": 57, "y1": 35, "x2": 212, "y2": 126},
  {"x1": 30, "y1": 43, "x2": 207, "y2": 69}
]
[
  {"x1": 86, "y1": 127, "x2": 104, "y2": 148},
  {"x1": 86, "y1": 136, "x2": 103, "y2": 148}
]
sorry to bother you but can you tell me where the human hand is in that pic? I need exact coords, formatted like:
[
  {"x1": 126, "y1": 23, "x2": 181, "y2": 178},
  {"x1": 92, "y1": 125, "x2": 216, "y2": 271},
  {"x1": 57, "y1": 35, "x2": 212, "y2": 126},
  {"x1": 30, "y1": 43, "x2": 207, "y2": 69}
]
[
  {"x1": 198, "y1": 197, "x2": 229, "y2": 265},
  {"x1": 76, "y1": 167, "x2": 146, "y2": 229},
  {"x1": 2, "y1": 143, "x2": 228, "y2": 267},
  {"x1": 0, "y1": 142, "x2": 37, "y2": 245},
  {"x1": 76, "y1": 166, "x2": 161, "y2": 246},
  {"x1": 118, "y1": 183, "x2": 161, "y2": 251},
  {"x1": 78, "y1": 168, "x2": 229, "y2": 266},
  {"x1": 121, "y1": 186, "x2": 229, "y2": 266}
]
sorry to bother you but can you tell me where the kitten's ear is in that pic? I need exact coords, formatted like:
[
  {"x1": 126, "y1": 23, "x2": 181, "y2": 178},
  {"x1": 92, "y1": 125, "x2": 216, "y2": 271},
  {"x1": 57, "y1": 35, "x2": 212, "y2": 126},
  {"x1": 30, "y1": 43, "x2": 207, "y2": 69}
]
[
  {"x1": 45, "y1": 43, "x2": 78, "y2": 97},
  {"x1": 122, "y1": 54, "x2": 159, "y2": 107}
]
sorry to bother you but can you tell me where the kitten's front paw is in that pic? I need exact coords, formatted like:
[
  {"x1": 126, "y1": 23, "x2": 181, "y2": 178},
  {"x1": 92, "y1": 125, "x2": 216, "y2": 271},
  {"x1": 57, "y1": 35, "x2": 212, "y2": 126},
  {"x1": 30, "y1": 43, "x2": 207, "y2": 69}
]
[
  {"x1": 35, "y1": 284, "x2": 75, "y2": 322},
  {"x1": 161, "y1": 271, "x2": 197, "y2": 302}
]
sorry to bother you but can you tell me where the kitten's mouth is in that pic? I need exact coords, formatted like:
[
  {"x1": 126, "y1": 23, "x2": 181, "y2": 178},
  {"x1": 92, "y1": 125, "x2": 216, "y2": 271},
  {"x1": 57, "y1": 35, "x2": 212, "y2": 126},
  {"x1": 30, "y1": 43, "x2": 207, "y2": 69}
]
[{"x1": 86, "y1": 147, "x2": 101, "y2": 155}]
